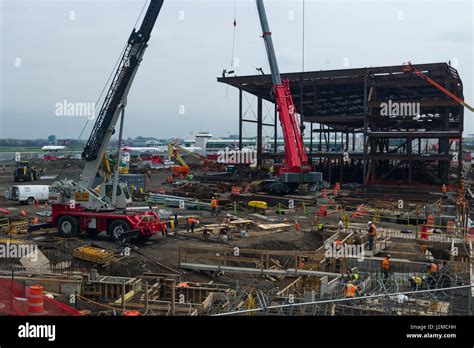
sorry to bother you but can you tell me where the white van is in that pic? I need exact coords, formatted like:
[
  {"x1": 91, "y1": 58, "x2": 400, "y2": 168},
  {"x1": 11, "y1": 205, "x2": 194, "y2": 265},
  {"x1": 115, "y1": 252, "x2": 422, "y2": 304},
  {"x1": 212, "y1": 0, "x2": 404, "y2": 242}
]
[{"x1": 5, "y1": 185, "x2": 51, "y2": 205}]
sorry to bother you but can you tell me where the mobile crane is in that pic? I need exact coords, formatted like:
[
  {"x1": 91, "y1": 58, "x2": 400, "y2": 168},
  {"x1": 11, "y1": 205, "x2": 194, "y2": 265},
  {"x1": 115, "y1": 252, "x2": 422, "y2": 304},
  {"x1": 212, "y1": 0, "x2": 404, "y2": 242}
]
[
  {"x1": 49, "y1": 0, "x2": 166, "y2": 240},
  {"x1": 254, "y1": 0, "x2": 322, "y2": 193}
]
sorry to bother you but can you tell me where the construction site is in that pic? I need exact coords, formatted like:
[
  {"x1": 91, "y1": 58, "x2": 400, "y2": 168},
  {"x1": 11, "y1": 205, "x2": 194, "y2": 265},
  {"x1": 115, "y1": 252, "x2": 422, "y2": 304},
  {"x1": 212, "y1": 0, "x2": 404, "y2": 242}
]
[{"x1": 0, "y1": 0, "x2": 473, "y2": 327}]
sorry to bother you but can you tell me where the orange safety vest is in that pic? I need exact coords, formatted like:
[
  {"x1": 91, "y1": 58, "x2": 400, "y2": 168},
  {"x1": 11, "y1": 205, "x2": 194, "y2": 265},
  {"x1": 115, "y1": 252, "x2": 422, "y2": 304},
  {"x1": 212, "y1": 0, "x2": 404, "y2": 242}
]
[
  {"x1": 382, "y1": 258, "x2": 390, "y2": 270},
  {"x1": 187, "y1": 217, "x2": 197, "y2": 225},
  {"x1": 368, "y1": 223, "x2": 377, "y2": 236},
  {"x1": 211, "y1": 199, "x2": 218, "y2": 208},
  {"x1": 344, "y1": 284, "x2": 357, "y2": 298}
]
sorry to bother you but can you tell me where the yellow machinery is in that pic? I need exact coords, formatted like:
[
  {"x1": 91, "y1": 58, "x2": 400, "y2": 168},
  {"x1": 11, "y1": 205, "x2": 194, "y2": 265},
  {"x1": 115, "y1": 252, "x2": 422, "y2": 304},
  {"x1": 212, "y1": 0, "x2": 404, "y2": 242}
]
[
  {"x1": 168, "y1": 144, "x2": 191, "y2": 177},
  {"x1": 248, "y1": 201, "x2": 268, "y2": 210},
  {"x1": 73, "y1": 245, "x2": 115, "y2": 265}
]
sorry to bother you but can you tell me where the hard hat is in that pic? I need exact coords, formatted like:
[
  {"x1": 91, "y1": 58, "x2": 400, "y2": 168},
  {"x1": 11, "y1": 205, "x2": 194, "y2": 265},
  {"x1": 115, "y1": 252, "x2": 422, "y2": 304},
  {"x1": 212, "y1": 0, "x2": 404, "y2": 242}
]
[
  {"x1": 387, "y1": 254, "x2": 391, "y2": 258},
  {"x1": 368, "y1": 221, "x2": 372, "y2": 225}
]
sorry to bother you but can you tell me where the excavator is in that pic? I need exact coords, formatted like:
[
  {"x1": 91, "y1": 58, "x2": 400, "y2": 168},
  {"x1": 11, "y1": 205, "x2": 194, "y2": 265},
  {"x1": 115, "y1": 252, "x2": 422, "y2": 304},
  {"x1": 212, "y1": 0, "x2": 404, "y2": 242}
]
[
  {"x1": 48, "y1": 0, "x2": 166, "y2": 240},
  {"x1": 251, "y1": 0, "x2": 322, "y2": 194}
]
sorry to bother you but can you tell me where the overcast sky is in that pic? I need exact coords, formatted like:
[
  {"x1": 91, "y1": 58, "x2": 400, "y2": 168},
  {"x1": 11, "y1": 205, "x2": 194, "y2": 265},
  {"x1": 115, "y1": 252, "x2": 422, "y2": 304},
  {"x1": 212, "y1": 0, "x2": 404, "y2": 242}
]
[{"x1": 0, "y1": 0, "x2": 472, "y2": 140}]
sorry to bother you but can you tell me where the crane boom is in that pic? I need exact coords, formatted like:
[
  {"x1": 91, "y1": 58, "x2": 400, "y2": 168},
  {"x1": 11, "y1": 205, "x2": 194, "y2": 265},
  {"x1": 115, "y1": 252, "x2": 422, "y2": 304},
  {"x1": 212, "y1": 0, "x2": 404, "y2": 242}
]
[
  {"x1": 81, "y1": 0, "x2": 164, "y2": 189},
  {"x1": 256, "y1": 0, "x2": 309, "y2": 173},
  {"x1": 403, "y1": 62, "x2": 474, "y2": 112}
]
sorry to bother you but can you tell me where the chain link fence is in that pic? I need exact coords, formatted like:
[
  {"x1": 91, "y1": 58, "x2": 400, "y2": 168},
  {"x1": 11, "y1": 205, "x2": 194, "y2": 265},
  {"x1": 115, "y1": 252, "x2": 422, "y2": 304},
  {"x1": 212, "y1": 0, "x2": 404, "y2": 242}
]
[{"x1": 212, "y1": 284, "x2": 473, "y2": 316}]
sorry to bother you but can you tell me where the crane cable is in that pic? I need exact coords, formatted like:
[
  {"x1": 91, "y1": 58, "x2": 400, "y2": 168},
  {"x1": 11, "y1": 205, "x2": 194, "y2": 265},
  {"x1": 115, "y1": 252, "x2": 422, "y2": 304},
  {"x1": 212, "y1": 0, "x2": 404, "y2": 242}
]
[
  {"x1": 230, "y1": 0, "x2": 237, "y2": 68},
  {"x1": 69, "y1": 0, "x2": 149, "y2": 156},
  {"x1": 225, "y1": 0, "x2": 237, "y2": 98}
]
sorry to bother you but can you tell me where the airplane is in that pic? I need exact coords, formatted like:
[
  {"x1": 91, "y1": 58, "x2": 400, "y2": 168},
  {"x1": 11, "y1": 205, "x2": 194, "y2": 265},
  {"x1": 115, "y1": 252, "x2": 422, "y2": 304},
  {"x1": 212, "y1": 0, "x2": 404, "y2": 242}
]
[
  {"x1": 41, "y1": 145, "x2": 67, "y2": 151},
  {"x1": 121, "y1": 145, "x2": 202, "y2": 154}
]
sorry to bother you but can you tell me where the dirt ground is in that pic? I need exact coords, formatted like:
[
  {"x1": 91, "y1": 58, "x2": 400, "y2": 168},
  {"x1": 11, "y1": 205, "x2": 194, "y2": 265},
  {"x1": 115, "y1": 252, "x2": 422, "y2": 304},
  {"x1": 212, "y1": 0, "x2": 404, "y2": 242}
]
[{"x1": 0, "y1": 159, "x2": 331, "y2": 289}]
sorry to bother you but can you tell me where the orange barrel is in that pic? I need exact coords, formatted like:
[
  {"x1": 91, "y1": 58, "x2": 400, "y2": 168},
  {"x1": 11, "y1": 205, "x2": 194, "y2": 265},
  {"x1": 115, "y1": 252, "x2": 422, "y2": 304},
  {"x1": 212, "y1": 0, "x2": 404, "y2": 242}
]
[
  {"x1": 123, "y1": 310, "x2": 140, "y2": 316},
  {"x1": 28, "y1": 285, "x2": 45, "y2": 315},
  {"x1": 426, "y1": 215, "x2": 435, "y2": 227},
  {"x1": 447, "y1": 221, "x2": 455, "y2": 234}
]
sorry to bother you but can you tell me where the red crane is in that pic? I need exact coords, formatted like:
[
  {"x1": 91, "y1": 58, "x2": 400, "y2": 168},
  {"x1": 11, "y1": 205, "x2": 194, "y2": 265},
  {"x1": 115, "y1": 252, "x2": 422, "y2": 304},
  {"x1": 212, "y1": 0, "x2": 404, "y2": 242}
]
[{"x1": 256, "y1": 0, "x2": 310, "y2": 174}]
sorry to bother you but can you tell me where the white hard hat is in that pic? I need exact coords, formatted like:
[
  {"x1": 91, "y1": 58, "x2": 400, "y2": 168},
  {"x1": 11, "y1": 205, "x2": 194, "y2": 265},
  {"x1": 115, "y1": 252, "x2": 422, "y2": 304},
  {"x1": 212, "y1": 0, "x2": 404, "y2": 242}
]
[{"x1": 368, "y1": 221, "x2": 372, "y2": 225}]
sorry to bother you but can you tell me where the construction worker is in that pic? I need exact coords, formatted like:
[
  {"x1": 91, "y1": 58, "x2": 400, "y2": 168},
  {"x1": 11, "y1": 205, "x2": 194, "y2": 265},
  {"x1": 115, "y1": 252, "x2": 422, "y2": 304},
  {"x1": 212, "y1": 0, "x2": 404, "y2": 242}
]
[
  {"x1": 298, "y1": 257, "x2": 305, "y2": 270},
  {"x1": 420, "y1": 225, "x2": 428, "y2": 240},
  {"x1": 186, "y1": 216, "x2": 198, "y2": 234},
  {"x1": 344, "y1": 280, "x2": 358, "y2": 298},
  {"x1": 268, "y1": 164, "x2": 275, "y2": 178},
  {"x1": 174, "y1": 213, "x2": 179, "y2": 236},
  {"x1": 381, "y1": 255, "x2": 391, "y2": 281},
  {"x1": 409, "y1": 275, "x2": 423, "y2": 290},
  {"x1": 427, "y1": 262, "x2": 439, "y2": 275},
  {"x1": 367, "y1": 221, "x2": 376, "y2": 251},
  {"x1": 426, "y1": 262, "x2": 439, "y2": 288},
  {"x1": 211, "y1": 197, "x2": 218, "y2": 216},
  {"x1": 441, "y1": 184, "x2": 447, "y2": 198}
]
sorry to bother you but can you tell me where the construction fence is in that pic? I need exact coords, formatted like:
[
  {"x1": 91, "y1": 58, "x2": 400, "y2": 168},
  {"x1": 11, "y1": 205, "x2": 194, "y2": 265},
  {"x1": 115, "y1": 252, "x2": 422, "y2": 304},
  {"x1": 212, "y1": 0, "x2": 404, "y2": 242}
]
[{"x1": 212, "y1": 284, "x2": 473, "y2": 316}]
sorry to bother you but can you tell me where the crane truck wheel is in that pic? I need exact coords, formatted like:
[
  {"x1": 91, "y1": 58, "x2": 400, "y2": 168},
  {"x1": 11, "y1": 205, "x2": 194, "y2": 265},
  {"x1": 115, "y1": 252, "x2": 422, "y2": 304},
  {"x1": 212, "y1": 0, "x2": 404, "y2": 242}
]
[
  {"x1": 57, "y1": 216, "x2": 79, "y2": 238},
  {"x1": 108, "y1": 220, "x2": 131, "y2": 241}
]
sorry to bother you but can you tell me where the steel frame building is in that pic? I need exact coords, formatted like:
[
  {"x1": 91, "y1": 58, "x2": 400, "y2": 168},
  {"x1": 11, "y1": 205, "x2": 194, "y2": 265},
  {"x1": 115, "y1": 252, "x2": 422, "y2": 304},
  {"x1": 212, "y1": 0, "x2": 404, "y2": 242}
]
[{"x1": 218, "y1": 63, "x2": 464, "y2": 185}]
